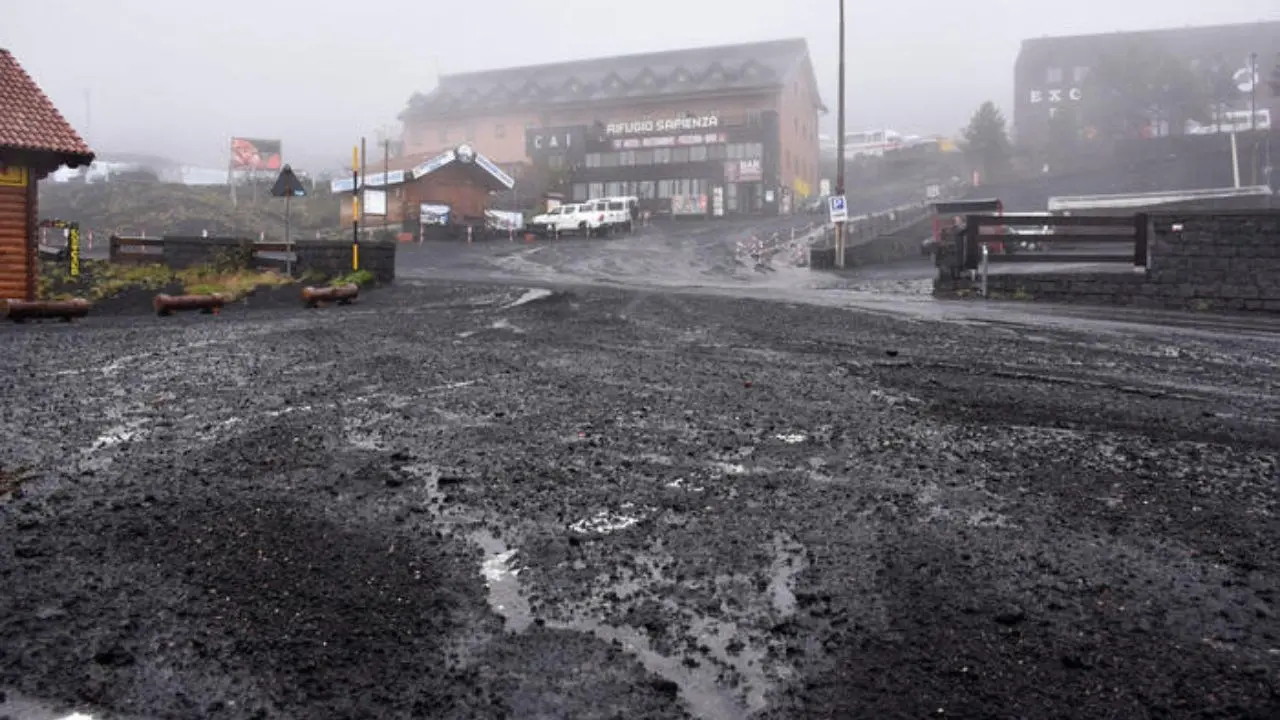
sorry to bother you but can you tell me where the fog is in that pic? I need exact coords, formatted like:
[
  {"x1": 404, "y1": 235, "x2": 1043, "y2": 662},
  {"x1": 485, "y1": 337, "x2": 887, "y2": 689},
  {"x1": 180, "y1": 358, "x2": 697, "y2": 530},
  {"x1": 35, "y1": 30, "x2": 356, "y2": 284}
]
[{"x1": 3, "y1": 0, "x2": 1275, "y2": 171}]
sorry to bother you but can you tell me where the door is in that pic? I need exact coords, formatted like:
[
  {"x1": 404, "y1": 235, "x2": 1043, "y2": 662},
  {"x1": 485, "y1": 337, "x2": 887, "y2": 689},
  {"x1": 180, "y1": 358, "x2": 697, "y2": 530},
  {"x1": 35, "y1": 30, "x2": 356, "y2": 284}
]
[{"x1": 0, "y1": 180, "x2": 32, "y2": 300}]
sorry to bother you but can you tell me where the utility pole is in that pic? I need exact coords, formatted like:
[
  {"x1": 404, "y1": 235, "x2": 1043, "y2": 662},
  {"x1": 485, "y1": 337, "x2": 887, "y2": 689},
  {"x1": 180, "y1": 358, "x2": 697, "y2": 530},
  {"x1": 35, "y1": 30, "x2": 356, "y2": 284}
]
[
  {"x1": 384, "y1": 137, "x2": 391, "y2": 233},
  {"x1": 1250, "y1": 52, "x2": 1259, "y2": 185},
  {"x1": 834, "y1": 0, "x2": 847, "y2": 268},
  {"x1": 83, "y1": 89, "x2": 91, "y2": 144}
]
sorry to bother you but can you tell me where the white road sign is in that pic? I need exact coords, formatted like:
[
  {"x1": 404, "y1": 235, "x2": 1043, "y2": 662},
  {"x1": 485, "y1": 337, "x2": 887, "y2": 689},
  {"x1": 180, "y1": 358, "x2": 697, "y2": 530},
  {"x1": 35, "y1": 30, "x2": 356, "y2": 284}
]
[{"x1": 828, "y1": 195, "x2": 848, "y2": 223}]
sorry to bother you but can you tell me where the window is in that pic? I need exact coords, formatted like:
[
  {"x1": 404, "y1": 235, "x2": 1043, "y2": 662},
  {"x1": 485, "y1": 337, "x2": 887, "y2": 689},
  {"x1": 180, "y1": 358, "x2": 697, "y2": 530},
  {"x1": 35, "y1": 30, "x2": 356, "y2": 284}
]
[
  {"x1": 548, "y1": 155, "x2": 566, "y2": 169},
  {"x1": 618, "y1": 151, "x2": 635, "y2": 166},
  {"x1": 606, "y1": 182, "x2": 624, "y2": 196},
  {"x1": 653, "y1": 148, "x2": 672, "y2": 164},
  {"x1": 438, "y1": 127, "x2": 449, "y2": 143},
  {"x1": 657, "y1": 179, "x2": 674, "y2": 198},
  {"x1": 707, "y1": 144, "x2": 727, "y2": 160},
  {"x1": 585, "y1": 153, "x2": 602, "y2": 168},
  {"x1": 634, "y1": 149, "x2": 654, "y2": 165},
  {"x1": 601, "y1": 153, "x2": 619, "y2": 168},
  {"x1": 672, "y1": 147, "x2": 690, "y2": 163},
  {"x1": 572, "y1": 183, "x2": 588, "y2": 201},
  {"x1": 495, "y1": 124, "x2": 506, "y2": 138},
  {"x1": 689, "y1": 146, "x2": 708, "y2": 162},
  {"x1": 589, "y1": 182, "x2": 604, "y2": 198},
  {"x1": 1072, "y1": 66, "x2": 1089, "y2": 83},
  {"x1": 1046, "y1": 66, "x2": 1063, "y2": 83},
  {"x1": 637, "y1": 181, "x2": 655, "y2": 198}
]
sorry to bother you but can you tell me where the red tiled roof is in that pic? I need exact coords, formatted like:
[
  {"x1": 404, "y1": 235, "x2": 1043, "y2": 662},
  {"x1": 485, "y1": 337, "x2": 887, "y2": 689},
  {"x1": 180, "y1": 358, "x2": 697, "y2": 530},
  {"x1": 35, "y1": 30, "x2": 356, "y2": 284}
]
[{"x1": 0, "y1": 48, "x2": 93, "y2": 162}]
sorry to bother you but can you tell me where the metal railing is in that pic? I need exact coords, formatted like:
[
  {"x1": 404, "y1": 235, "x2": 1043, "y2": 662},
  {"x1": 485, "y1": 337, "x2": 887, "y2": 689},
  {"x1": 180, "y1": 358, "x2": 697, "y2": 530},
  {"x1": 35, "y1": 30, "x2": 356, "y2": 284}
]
[{"x1": 950, "y1": 213, "x2": 1151, "y2": 296}]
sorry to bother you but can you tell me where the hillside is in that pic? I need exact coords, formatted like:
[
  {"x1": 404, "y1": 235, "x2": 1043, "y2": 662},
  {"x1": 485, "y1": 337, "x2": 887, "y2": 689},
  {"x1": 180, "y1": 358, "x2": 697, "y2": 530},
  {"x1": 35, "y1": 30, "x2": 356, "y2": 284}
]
[{"x1": 38, "y1": 179, "x2": 343, "y2": 240}]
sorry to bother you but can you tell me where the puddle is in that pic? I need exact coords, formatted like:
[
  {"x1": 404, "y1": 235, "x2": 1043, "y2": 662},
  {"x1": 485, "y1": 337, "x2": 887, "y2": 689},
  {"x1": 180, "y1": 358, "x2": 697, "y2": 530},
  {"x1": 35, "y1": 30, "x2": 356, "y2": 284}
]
[
  {"x1": 505, "y1": 288, "x2": 554, "y2": 308},
  {"x1": 471, "y1": 530, "x2": 533, "y2": 633},
  {"x1": 0, "y1": 688, "x2": 106, "y2": 719},
  {"x1": 710, "y1": 462, "x2": 748, "y2": 476},
  {"x1": 768, "y1": 533, "x2": 807, "y2": 616},
  {"x1": 547, "y1": 616, "x2": 759, "y2": 720},
  {"x1": 88, "y1": 419, "x2": 149, "y2": 451},
  {"x1": 665, "y1": 477, "x2": 705, "y2": 492},
  {"x1": 490, "y1": 318, "x2": 524, "y2": 333},
  {"x1": 569, "y1": 503, "x2": 651, "y2": 535},
  {"x1": 775, "y1": 433, "x2": 806, "y2": 444},
  {"x1": 868, "y1": 388, "x2": 924, "y2": 407}
]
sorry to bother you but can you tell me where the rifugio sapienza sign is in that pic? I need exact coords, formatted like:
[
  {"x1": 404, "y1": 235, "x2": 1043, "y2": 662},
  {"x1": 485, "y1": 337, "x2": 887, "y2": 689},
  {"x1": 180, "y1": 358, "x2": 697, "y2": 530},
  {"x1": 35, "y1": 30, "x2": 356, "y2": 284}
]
[{"x1": 605, "y1": 116, "x2": 719, "y2": 136}]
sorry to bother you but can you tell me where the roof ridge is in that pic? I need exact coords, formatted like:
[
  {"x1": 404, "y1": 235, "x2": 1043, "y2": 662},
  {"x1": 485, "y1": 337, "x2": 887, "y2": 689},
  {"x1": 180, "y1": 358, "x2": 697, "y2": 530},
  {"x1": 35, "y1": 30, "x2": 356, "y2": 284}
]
[
  {"x1": 0, "y1": 48, "x2": 94, "y2": 164},
  {"x1": 439, "y1": 37, "x2": 808, "y2": 82},
  {"x1": 1021, "y1": 18, "x2": 1280, "y2": 44}
]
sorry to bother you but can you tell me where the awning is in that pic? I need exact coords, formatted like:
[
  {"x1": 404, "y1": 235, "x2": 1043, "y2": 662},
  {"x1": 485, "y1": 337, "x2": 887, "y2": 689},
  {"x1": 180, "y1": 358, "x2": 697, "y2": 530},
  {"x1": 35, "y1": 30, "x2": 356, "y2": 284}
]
[{"x1": 410, "y1": 144, "x2": 515, "y2": 192}]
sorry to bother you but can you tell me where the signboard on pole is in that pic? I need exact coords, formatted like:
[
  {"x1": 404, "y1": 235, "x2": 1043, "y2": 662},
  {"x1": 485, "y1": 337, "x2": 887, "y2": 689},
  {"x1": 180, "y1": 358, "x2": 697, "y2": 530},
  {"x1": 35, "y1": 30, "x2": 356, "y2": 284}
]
[
  {"x1": 828, "y1": 195, "x2": 848, "y2": 223},
  {"x1": 362, "y1": 189, "x2": 387, "y2": 215},
  {"x1": 270, "y1": 165, "x2": 307, "y2": 197}
]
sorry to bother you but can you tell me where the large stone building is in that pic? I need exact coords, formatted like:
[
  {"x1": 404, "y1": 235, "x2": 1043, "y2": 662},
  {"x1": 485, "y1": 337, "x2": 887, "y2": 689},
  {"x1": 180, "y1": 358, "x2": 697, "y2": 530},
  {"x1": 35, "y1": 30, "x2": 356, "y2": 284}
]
[
  {"x1": 397, "y1": 38, "x2": 824, "y2": 216},
  {"x1": 1014, "y1": 21, "x2": 1280, "y2": 152}
]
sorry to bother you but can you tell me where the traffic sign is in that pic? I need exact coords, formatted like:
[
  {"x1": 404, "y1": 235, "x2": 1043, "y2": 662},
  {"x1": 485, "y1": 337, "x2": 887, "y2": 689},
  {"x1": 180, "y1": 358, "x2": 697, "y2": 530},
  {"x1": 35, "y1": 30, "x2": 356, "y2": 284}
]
[
  {"x1": 270, "y1": 164, "x2": 307, "y2": 198},
  {"x1": 828, "y1": 194, "x2": 848, "y2": 223}
]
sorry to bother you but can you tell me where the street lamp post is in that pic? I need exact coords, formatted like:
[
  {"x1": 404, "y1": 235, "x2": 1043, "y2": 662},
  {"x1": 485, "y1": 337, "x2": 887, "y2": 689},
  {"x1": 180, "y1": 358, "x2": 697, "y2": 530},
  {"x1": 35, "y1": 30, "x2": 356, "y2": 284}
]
[{"x1": 835, "y1": 0, "x2": 847, "y2": 268}]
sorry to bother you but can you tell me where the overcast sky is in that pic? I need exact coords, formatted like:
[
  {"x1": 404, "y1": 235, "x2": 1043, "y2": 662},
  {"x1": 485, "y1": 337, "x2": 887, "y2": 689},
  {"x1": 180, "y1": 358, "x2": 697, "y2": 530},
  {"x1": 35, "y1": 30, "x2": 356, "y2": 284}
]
[{"x1": 4, "y1": 0, "x2": 1275, "y2": 170}]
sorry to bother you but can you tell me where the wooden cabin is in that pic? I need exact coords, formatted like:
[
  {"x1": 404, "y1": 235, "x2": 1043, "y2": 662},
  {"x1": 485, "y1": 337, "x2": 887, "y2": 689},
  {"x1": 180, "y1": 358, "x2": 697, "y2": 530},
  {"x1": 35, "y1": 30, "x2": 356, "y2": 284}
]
[{"x1": 0, "y1": 48, "x2": 95, "y2": 300}]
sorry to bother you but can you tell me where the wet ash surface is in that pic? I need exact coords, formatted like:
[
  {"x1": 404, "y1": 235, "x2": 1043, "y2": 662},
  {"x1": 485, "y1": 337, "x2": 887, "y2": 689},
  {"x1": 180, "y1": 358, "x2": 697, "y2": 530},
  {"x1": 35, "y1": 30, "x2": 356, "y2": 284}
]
[{"x1": 1, "y1": 282, "x2": 1279, "y2": 719}]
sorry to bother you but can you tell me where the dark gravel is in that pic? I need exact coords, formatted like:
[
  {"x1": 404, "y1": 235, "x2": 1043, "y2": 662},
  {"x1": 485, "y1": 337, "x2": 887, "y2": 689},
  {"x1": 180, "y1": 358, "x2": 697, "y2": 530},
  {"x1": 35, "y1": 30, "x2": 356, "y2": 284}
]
[{"x1": 1, "y1": 278, "x2": 1279, "y2": 720}]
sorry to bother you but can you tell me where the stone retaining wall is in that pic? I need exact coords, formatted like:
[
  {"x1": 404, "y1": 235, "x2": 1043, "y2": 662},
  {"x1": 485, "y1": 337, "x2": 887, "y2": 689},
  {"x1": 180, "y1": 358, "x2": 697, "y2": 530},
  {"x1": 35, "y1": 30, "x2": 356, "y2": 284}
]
[
  {"x1": 296, "y1": 241, "x2": 396, "y2": 284},
  {"x1": 933, "y1": 212, "x2": 1280, "y2": 313}
]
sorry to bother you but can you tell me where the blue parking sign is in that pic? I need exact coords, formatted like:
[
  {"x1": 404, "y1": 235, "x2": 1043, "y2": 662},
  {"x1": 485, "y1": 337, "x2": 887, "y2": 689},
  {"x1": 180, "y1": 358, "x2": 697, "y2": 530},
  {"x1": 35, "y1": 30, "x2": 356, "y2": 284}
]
[{"x1": 828, "y1": 194, "x2": 848, "y2": 222}]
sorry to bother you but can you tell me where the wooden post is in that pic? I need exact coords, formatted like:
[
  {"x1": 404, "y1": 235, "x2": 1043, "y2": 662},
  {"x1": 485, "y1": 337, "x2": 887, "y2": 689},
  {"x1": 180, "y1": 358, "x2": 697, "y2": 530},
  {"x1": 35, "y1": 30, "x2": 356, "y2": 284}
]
[{"x1": 1133, "y1": 212, "x2": 1150, "y2": 268}]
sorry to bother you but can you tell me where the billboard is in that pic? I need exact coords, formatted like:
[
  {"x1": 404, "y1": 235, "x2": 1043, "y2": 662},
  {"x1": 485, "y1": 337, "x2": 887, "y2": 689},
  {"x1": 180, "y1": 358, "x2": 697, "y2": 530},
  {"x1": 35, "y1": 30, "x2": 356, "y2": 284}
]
[{"x1": 230, "y1": 137, "x2": 283, "y2": 171}]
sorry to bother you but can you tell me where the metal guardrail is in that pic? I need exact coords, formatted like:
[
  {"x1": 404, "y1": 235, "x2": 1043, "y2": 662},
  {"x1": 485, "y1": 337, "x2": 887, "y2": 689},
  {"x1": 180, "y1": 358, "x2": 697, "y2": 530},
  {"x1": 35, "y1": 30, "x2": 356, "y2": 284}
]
[
  {"x1": 108, "y1": 236, "x2": 300, "y2": 265},
  {"x1": 952, "y1": 213, "x2": 1151, "y2": 297}
]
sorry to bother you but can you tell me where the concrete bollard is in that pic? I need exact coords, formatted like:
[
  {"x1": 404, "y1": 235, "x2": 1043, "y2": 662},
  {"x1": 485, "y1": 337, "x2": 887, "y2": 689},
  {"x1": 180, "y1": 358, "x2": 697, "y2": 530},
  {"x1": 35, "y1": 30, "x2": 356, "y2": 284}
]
[
  {"x1": 154, "y1": 293, "x2": 227, "y2": 316},
  {"x1": 2, "y1": 298, "x2": 92, "y2": 323},
  {"x1": 301, "y1": 283, "x2": 359, "y2": 309}
]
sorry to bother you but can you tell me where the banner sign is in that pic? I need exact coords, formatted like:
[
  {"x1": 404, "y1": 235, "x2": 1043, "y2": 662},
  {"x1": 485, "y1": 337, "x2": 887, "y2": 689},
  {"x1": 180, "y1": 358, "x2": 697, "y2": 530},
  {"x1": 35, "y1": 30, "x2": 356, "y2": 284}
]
[
  {"x1": 420, "y1": 203, "x2": 451, "y2": 225},
  {"x1": 331, "y1": 169, "x2": 406, "y2": 194},
  {"x1": 724, "y1": 159, "x2": 762, "y2": 183},
  {"x1": 606, "y1": 116, "x2": 719, "y2": 136},
  {"x1": 0, "y1": 165, "x2": 28, "y2": 187}
]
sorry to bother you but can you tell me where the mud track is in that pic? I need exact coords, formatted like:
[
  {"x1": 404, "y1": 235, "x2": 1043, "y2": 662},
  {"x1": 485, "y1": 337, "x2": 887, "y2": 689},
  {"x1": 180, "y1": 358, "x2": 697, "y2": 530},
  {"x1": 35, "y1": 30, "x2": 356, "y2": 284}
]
[{"x1": 2, "y1": 230, "x2": 1280, "y2": 718}]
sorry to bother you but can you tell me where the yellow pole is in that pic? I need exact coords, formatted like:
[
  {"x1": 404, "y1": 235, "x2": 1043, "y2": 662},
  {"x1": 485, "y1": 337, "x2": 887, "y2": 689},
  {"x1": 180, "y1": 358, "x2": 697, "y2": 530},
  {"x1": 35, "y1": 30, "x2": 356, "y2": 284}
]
[{"x1": 351, "y1": 145, "x2": 360, "y2": 270}]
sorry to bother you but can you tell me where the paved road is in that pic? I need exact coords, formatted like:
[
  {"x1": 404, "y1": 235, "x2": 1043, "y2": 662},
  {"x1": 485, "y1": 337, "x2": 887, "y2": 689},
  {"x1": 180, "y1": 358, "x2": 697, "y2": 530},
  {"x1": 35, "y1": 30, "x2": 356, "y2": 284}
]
[
  {"x1": 5, "y1": 217, "x2": 1280, "y2": 719},
  {"x1": 3, "y1": 280, "x2": 1279, "y2": 720},
  {"x1": 398, "y1": 218, "x2": 1280, "y2": 339}
]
